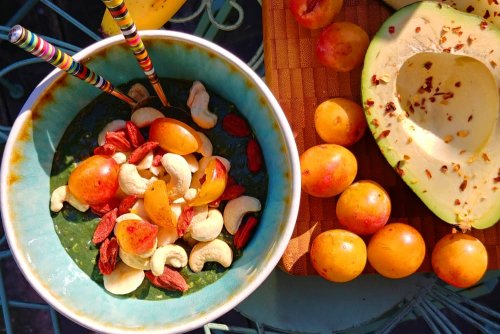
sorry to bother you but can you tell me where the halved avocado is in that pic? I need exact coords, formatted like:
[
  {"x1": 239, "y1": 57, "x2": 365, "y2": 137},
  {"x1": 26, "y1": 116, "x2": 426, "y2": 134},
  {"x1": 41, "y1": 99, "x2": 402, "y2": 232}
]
[
  {"x1": 381, "y1": 0, "x2": 499, "y2": 28},
  {"x1": 362, "y1": 2, "x2": 500, "y2": 230}
]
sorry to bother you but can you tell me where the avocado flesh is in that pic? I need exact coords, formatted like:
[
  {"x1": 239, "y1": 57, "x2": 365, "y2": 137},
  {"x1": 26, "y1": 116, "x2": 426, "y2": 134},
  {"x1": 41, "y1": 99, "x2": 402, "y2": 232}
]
[
  {"x1": 362, "y1": 2, "x2": 500, "y2": 229},
  {"x1": 381, "y1": 0, "x2": 499, "y2": 28}
]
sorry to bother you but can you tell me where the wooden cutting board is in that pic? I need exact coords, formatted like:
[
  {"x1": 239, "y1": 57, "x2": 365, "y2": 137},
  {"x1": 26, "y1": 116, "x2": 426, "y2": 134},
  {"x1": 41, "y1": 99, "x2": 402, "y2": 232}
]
[{"x1": 262, "y1": 0, "x2": 500, "y2": 276}]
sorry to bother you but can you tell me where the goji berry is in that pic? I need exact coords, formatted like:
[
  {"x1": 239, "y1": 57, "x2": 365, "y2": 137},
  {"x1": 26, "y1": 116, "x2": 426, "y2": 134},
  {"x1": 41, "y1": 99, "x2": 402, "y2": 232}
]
[
  {"x1": 125, "y1": 121, "x2": 145, "y2": 148},
  {"x1": 222, "y1": 113, "x2": 251, "y2": 137},
  {"x1": 128, "y1": 141, "x2": 159, "y2": 164},
  {"x1": 105, "y1": 131, "x2": 132, "y2": 151},
  {"x1": 145, "y1": 267, "x2": 188, "y2": 292},
  {"x1": 152, "y1": 148, "x2": 167, "y2": 166},
  {"x1": 177, "y1": 206, "x2": 194, "y2": 237},
  {"x1": 246, "y1": 138, "x2": 263, "y2": 173},
  {"x1": 93, "y1": 143, "x2": 116, "y2": 156},
  {"x1": 234, "y1": 216, "x2": 259, "y2": 250},
  {"x1": 98, "y1": 237, "x2": 119, "y2": 275},
  {"x1": 92, "y1": 208, "x2": 118, "y2": 245},
  {"x1": 117, "y1": 195, "x2": 138, "y2": 216}
]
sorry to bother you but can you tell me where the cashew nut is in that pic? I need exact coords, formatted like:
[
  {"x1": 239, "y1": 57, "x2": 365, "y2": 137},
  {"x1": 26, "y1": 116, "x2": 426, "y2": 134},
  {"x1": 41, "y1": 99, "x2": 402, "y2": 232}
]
[
  {"x1": 191, "y1": 205, "x2": 209, "y2": 224},
  {"x1": 223, "y1": 196, "x2": 261, "y2": 235},
  {"x1": 183, "y1": 154, "x2": 199, "y2": 173},
  {"x1": 136, "y1": 150, "x2": 154, "y2": 170},
  {"x1": 119, "y1": 247, "x2": 151, "y2": 270},
  {"x1": 127, "y1": 83, "x2": 150, "y2": 103},
  {"x1": 189, "y1": 208, "x2": 224, "y2": 242},
  {"x1": 196, "y1": 131, "x2": 213, "y2": 157},
  {"x1": 112, "y1": 152, "x2": 128, "y2": 165},
  {"x1": 98, "y1": 120, "x2": 126, "y2": 146},
  {"x1": 187, "y1": 81, "x2": 205, "y2": 107},
  {"x1": 183, "y1": 188, "x2": 197, "y2": 202},
  {"x1": 50, "y1": 185, "x2": 89, "y2": 212},
  {"x1": 131, "y1": 107, "x2": 165, "y2": 128},
  {"x1": 187, "y1": 81, "x2": 217, "y2": 129},
  {"x1": 118, "y1": 163, "x2": 157, "y2": 197},
  {"x1": 149, "y1": 164, "x2": 166, "y2": 177},
  {"x1": 170, "y1": 202, "x2": 183, "y2": 221},
  {"x1": 150, "y1": 244, "x2": 188, "y2": 276},
  {"x1": 191, "y1": 156, "x2": 231, "y2": 188},
  {"x1": 129, "y1": 200, "x2": 149, "y2": 220},
  {"x1": 160, "y1": 153, "x2": 192, "y2": 200},
  {"x1": 188, "y1": 239, "x2": 233, "y2": 273}
]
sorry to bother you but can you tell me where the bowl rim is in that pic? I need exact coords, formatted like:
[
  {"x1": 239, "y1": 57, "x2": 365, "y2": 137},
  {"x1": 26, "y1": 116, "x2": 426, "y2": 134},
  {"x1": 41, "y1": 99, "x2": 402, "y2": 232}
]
[{"x1": 0, "y1": 30, "x2": 301, "y2": 333}]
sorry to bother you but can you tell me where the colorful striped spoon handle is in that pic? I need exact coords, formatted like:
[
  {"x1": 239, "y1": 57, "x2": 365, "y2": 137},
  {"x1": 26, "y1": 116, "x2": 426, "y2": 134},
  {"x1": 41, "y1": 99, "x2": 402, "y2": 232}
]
[
  {"x1": 8, "y1": 25, "x2": 136, "y2": 106},
  {"x1": 101, "y1": 0, "x2": 169, "y2": 107}
]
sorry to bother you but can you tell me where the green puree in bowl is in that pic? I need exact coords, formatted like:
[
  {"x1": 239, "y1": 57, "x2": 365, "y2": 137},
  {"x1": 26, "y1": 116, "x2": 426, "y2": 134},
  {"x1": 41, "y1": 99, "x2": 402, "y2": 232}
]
[{"x1": 50, "y1": 78, "x2": 268, "y2": 300}]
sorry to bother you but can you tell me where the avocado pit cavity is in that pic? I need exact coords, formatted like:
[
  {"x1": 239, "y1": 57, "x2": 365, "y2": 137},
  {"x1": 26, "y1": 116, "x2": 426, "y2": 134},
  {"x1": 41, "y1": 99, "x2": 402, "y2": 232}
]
[{"x1": 396, "y1": 52, "x2": 498, "y2": 161}]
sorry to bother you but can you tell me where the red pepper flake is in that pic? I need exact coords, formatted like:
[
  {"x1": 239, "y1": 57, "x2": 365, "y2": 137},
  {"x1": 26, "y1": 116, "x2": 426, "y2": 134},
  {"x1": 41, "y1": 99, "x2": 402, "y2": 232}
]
[
  {"x1": 482, "y1": 153, "x2": 490, "y2": 162},
  {"x1": 440, "y1": 36, "x2": 447, "y2": 44},
  {"x1": 384, "y1": 102, "x2": 396, "y2": 113},
  {"x1": 371, "y1": 74, "x2": 380, "y2": 86},
  {"x1": 443, "y1": 47, "x2": 451, "y2": 53},
  {"x1": 494, "y1": 177, "x2": 500, "y2": 183},
  {"x1": 424, "y1": 61, "x2": 432, "y2": 70},
  {"x1": 480, "y1": 21, "x2": 488, "y2": 30},
  {"x1": 444, "y1": 135, "x2": 454, "y2": 143},
  {"x1": 484, "y1": 10, "x2": 490, "y2": 19},
  {"x1": 366, "y1": 99, "x2": 375, "y2": 107},
  {"x1": 420, "y1": 76, "x2": 433, "y2": 93},
  {"x1": 467, "y1": 35, "x2": 476, "y2": 45},
  {"x1": 454, "y1": 199, "x2": 461, "y2": 205},
  {"x1": 409, "y1": 104, "x2": 415, "y2": 114},
  {"x1": 440, "y1": 165, "x2": 448, "y2": 173},
  {"x1": 377, "y1": 129, "x2": 391, "y2": 140},
  {"x1": 388, "y1": 26, "x2": 395, "y2": 34},
  {"x1": 454, "y1": 44, "x2": 464, "y2": 51},
  {"x1": 466, "y1": 5, "x2": 474, "y2": 12},
  {"x1": 429, "y1": 97, "x2": 436, "y2": 103},
  {"x1": 454, "y1": 82, "x2": 461, "y2": 88},
  {"x1": 415, "y1": 26, "x2": 421, "y2": 33},
  {"x1": 459, "y1": 179, "x2": 468, "y2": 191},
  {"x1": 452, "y1": 26, "x2": 463, "y2": 36},
  {"x1": 395, "y1": 160, "x2": 405, "y2": 176},
  {"x1": 442, "y1": 92, "x2": 454, "y2": 100},
  {"x1": 425, "y1": 169, "x2": 432, "y2": 179}
]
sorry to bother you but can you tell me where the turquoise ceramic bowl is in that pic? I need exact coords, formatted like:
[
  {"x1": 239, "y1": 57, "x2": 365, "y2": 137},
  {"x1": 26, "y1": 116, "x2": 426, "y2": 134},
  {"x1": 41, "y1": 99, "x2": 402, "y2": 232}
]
[{"x1": 0, "y1": 31, "x2": 300, "y2": 333}]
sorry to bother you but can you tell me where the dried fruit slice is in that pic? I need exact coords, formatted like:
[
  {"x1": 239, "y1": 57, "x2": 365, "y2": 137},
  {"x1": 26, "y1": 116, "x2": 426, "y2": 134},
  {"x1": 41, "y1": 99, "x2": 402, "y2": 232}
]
[{"x1": 362, "y1": 2, "x2": 500, "y2": 229}]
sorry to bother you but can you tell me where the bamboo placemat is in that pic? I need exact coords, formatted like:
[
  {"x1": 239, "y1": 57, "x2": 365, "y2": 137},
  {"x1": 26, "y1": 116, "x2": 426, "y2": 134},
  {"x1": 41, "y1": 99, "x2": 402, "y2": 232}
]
[{"x1": 262, "y1": 0, "x2": 500, "y2": 276}]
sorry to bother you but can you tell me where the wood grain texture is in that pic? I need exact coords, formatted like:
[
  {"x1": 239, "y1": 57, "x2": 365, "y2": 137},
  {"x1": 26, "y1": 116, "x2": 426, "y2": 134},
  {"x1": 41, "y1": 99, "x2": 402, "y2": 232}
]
[{"x1": 262, "y1": 0, "x2": 500, "y2": 276}]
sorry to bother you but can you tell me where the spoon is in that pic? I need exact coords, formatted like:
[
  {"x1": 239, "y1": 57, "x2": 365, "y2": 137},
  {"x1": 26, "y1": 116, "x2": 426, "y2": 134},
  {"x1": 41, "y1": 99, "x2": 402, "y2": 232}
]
[{"x1": 8, "y1": 25, "x2": 137, "y2": 106}]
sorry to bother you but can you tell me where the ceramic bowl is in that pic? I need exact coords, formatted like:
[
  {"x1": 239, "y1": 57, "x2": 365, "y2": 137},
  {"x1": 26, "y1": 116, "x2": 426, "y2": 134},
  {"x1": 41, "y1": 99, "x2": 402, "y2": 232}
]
[{"x1": 0, "y1": 31, "x2": 300, "y2": 333}]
